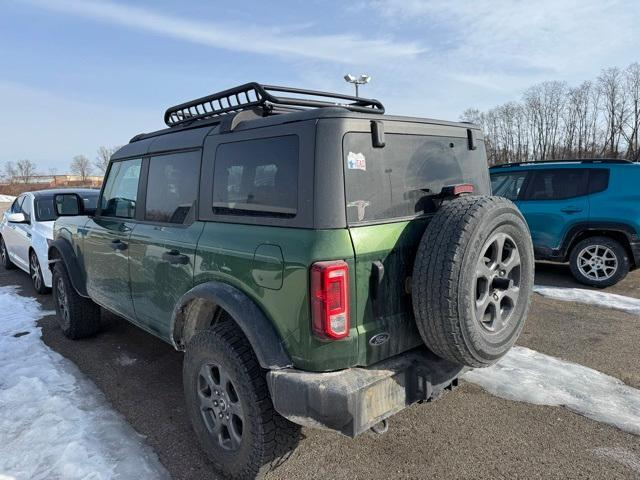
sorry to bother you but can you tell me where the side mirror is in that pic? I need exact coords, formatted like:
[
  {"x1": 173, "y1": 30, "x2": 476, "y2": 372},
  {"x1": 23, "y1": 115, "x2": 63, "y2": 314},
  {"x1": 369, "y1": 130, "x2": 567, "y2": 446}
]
[
  {"x1": 7, "y1": 212, "x2": 26, "y2": 223},
  {"x1": 54, "y1": 193, "x2": 83, "y2": 216}
]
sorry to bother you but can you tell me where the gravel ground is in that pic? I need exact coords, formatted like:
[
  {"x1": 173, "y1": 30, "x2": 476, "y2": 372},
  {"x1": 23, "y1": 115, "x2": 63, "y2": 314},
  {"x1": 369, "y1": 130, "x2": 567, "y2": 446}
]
[{"x1": 1, "y1": 262, "x2": 639, "y2": 479}]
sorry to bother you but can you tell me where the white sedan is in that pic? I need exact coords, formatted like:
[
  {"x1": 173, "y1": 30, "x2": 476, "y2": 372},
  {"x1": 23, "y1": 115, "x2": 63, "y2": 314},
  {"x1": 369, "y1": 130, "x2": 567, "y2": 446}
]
[{"x1": 0, "y1": 188, "x2": 99, "y2": 293}]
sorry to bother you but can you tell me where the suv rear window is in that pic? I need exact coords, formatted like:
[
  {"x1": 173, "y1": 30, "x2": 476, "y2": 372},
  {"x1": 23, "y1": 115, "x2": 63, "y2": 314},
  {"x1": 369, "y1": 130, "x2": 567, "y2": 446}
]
[
  {"x1": 213, "y1": 135, "x2": 298, "y2": 216},
  {"x1": 343, "y1": 133, "x2": 488, "y2": 223}
]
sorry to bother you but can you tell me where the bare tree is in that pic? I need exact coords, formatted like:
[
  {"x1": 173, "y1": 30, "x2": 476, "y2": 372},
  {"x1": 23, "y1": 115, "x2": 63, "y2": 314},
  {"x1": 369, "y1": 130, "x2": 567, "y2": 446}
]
[
  {"x1": 71, "y1": 155, "x2": 93, "y2": 182},
  {"x1": 95, "y1": 146, "x2": 120, "y2": 174},
  {"x1": 16, "y1": 159, "x2": 37, "y2": 183},
  {"x1": 598, "y1": 67, "x2": 627, "y2": 157},
  {"x1": 2, "y1": 161, "x2": 17, "y2": 183},
  {"x1": 623, "y1": 63, "x2": 640, "y2": 161}
]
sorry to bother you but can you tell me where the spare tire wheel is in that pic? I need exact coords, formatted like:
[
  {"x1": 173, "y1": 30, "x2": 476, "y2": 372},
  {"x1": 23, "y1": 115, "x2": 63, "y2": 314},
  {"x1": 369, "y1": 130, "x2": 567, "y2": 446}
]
[{"x1": 412, "y1": 195, "x2": 534, "y2": 367}]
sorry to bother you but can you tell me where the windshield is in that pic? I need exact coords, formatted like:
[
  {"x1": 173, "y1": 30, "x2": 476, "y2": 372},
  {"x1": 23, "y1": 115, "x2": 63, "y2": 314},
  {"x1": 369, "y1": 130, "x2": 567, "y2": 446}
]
[
  {"x1": 343, "y1": 132, "x2": 489, "y2": 224},
  {"x1": 35, "y1": 193, "x2": 99, "y2": 222}
]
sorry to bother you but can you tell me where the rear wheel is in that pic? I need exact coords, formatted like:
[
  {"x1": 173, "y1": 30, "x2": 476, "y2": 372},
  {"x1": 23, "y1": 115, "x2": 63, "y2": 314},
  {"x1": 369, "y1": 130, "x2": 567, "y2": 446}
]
[
  {"x1": 412, "y1": 195, "x2": 534, "y2": 367},
  {"x1": 183, "y1": 322, "x2": 300, "y2": 479},
  {"x1": 53, "y1": 262, "x2": 101, "y2": 339},
  {"x1": 569, "y1": 236, "x2": 629, "y2": 287},
  {"x1": 30, "y1": 250, "x2": 49, "y2": 294},
  {"x1": 0, "y1": 236, "x2": 15, "y2": 270}
]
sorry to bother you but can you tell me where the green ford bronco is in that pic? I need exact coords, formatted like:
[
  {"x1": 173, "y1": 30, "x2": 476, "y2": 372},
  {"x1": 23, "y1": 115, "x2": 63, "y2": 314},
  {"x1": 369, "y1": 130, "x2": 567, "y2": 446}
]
[{"x1": 49, "y1": 83, "x2": 534, "y2": 479}]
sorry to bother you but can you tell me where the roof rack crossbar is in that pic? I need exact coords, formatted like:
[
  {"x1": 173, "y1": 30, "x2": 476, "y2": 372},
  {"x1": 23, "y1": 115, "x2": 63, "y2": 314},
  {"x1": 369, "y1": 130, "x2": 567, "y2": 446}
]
[
  {"x1": 490, "y1": 158, "x2": 633, "y2": 168},
  {"x1": 164, "y1": 82, "x2": 385, "y2": 127}
]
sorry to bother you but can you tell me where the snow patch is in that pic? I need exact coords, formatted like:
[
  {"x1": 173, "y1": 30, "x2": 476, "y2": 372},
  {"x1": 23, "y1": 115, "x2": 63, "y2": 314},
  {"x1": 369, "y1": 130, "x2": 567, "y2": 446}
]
[
  {"x1": 0, "y1": 286, "x2": 169, "y2": 479},
  {"x1": 594, "y1": 447, "x2": 640, "y2": 474},
  {"x1": 463, "y1": 346, "x2": 640, "y2": 436},
  {"x1": 534, "y1": 285, "x2": 640, "y2": 317},
  {"x1": 116, "y1": 353, "x2": 137, "y2": 366},
  {"x1": 0, "y1": 194, "x2": 15, "y2": 202}
]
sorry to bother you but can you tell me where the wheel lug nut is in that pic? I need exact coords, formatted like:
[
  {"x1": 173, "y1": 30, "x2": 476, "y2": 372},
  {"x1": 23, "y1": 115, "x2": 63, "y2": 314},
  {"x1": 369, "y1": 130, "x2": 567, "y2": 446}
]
[
  {"x1": 215, "y1": 390, "x2": 219, "y2": 396},
  {"x1": 226, "y1": 414, "x2": 229, "y2": 419},
  {"x1": 213, "y1": 401, "x2": 218, "y2": 407},
  {"x1": 219, "y1": 413, "x2": 223, "y2": 419}
]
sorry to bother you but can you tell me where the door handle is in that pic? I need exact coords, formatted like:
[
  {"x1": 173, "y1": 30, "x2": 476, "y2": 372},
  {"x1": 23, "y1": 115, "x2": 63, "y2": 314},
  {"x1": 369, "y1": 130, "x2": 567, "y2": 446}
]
[
  {"x1": 560, "y1": 207, "x2": 583, "y2": 214},
  {"x1": 162, "y1": 249, "x2": 189, "y2": 265},
  {"x1": 109, "y1": 239, "x2": 128, "y2": 251}
]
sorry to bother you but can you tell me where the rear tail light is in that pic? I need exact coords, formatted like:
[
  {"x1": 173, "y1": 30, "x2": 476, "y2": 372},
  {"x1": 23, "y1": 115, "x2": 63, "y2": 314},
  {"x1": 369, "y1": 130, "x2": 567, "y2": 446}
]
[{"x1": 310, "y1": 260, "x2": 349, "y2": 340}]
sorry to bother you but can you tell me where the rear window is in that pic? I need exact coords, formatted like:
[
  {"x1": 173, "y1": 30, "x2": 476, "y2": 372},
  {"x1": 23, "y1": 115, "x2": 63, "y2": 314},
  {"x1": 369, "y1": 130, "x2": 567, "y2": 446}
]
[
  {"x1": 343, "y1": 133, "x2": 488, "y2": 224},
  {"x1": 212, "y1": 135, "x2": 298, "y2": 216}
]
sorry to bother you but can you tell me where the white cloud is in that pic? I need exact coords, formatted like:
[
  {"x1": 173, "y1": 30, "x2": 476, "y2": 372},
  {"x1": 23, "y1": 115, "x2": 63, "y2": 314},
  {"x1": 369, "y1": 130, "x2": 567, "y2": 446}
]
[
  {"x1": 25, "y1": 0, "x2": 424, "y2": 64},
  {"x1": 368, "y1": 0, "x2": 640, "y2": 91}
]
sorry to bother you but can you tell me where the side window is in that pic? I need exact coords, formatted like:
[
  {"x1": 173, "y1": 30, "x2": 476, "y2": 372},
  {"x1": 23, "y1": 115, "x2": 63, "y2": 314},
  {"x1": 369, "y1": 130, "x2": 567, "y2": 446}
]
[
  {"x1": 523, "y1": 169, "x2": 589, "y2": 200},
  {"x1": 588, "y1": 169, "x2": 610, "y2": 194},
  {"x1": 145, "y1": 151, "x2": 201, "y2": 224},
  {"x1": 21, "y1": 196, "x2": 32, "y2": 223},
  {"x1": 491, "y1": 172, "x2": 529, "y2": 200},
  {"x1": 100, "y1": 158, "x2": 142, "y2": 219},
  {"x1": 212, "y1": 135, "x2": 299, "y2": 216}
]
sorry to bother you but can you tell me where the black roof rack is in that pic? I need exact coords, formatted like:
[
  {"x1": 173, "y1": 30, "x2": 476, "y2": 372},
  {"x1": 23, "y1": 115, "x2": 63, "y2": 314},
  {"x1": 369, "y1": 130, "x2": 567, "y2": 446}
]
[
  {"x1": 490, "y1": 158, "x2": 634, "y2": 169},
  {"x1": 164, "y1": 82, "x2": 385, "y2": 127}
]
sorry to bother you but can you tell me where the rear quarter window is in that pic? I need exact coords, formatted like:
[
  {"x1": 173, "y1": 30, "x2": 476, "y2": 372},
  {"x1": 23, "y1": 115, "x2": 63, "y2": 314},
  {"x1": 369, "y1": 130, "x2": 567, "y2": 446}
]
[
  {"x1": 212, "y1": 135, "x2": 298, "y2": 217},
  {"x1": 588, "y1": 169, "x2": 610, "y2": 194}
]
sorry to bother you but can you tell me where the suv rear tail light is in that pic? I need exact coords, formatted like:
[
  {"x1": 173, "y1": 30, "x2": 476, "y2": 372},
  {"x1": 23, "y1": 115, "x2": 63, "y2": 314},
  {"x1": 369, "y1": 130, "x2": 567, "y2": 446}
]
[{"x1": 310, "y1": 260, "x2": 349, "y2": 340}]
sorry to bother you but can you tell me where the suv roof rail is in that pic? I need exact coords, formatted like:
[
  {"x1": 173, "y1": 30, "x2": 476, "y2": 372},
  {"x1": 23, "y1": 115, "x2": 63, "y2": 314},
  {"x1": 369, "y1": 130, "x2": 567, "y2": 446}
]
[
  {"x1": 489, "y1": 158, "x2": 634, "y2": 169},
  {"x1": 164, "y1": 82, "x2": 385, "y2": 127}
]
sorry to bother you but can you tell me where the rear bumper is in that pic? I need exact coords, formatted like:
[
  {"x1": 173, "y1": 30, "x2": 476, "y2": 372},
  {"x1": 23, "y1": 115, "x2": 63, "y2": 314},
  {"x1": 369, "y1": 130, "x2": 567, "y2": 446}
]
[{"x1": 266, "y1": 348, "x2": 463, "y2": 438}]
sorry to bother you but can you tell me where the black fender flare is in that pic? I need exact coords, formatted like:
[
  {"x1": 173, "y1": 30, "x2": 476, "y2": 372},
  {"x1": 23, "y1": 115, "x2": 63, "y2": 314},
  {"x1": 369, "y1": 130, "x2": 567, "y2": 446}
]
[
  {"x1": 559, "y1": 222, "x2": 639, "y2": 260},
  {"x1": 171, "y1": 282, "x2": 292, "y2": 370},
  {"x1": 48, "y1": 239, "x2": 89, "y2": 297}
]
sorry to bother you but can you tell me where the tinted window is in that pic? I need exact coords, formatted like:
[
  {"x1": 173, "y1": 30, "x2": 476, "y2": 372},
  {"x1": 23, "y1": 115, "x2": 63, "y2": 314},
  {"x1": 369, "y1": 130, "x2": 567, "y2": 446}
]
[
  {"x1": 588, "y1": 169, "x2": 610, "y2": 194},
  {"x1": 100, "y1": 159, "x2": 142, "y2": 218},
  {"x1": 491, "y1": 172, "x2": 528, "y2": 200},
  {"x1": 35, "y1": 193, "x2": 99, "y2": 222},
  {"x1": 523, "y1": 169, "x2": 588, "y2": 200},
  {"x1": 343, "y1": 133, "x2": 488, "y2": 223},
  {"x1": 213, "y1": 136, "x2": 298, "y2": 216},
  {"x1": 145, "y1": 152, "x2": 201, "y2": 224}
]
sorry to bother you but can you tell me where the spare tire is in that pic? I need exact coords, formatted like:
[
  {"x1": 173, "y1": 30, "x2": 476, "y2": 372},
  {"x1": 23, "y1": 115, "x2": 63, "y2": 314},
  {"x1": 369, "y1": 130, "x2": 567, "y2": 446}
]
[{"x1": 412, "y1": 195, "x2": 534, "y2": 367}]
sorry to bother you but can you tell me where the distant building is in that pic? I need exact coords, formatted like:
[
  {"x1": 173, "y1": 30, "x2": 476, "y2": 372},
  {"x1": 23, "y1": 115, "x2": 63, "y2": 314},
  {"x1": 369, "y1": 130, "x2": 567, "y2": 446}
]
[{"x1": 4, "y1": 174, "x2": 103, "y2": 187}]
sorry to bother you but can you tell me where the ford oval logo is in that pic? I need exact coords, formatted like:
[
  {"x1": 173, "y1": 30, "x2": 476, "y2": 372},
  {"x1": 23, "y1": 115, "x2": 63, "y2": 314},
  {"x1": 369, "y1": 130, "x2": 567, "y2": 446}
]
[{"x1": 369, "y1": 333, "x2": 390, "y2": 346}]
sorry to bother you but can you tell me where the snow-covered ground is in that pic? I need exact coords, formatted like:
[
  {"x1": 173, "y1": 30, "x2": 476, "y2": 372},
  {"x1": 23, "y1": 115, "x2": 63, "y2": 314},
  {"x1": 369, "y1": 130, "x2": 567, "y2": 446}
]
[
  {"x1": 534, "y1": 285, "x2": 640, "y2": 317},
  {"x1": 463, "y1": 346, "x2": 640, "y2": 436},
  {"x1": 0, "y1": 286, "x2": 169, "y2": 479},
  {"x1": 0, "y1": 194, "x2": 15, "y2": 203}
]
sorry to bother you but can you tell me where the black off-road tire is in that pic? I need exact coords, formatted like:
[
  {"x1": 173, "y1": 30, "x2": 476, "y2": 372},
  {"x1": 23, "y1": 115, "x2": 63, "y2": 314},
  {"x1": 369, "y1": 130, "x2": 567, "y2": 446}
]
[
  {"x1": 412, "y1": 195, "x2": 534, "y2": 367},
  {"x1": 30, "y1": 250, "x2": 50, "y2": 295},
  {"x1": 569, "y1": 236, "x2": 629, "y2": 288},
  {"x1": 52, "y1": 261, "x2": 101, "y2": 339},
  {"x1": 0, "y1": 236, "x2": 15, "y2": 270},
  {"x1": 184, "y1": 322, "x2": 301, "y2": 480}
]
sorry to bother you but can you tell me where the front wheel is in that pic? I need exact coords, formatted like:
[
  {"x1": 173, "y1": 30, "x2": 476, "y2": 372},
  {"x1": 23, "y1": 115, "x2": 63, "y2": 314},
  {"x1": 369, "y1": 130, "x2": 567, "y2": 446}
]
[
  {"x1": 30, "y1": 250, "x2": 49, "y2": 294},
  {"x1": 183, "y1": 322, "x2": 300, "y2": 479},
  {"x1": 52, "y1": 262, "x2": 101, "y2": 339},
  {"x1": 569, "y1": 236, "x2": 629, "y2": 287}
]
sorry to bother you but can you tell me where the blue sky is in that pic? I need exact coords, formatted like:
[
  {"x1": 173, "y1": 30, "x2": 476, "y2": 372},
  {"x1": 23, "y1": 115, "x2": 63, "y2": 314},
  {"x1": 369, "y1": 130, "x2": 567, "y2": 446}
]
[{"x1": 1, "y1": 0, "x2": 639, "y2": 171}]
